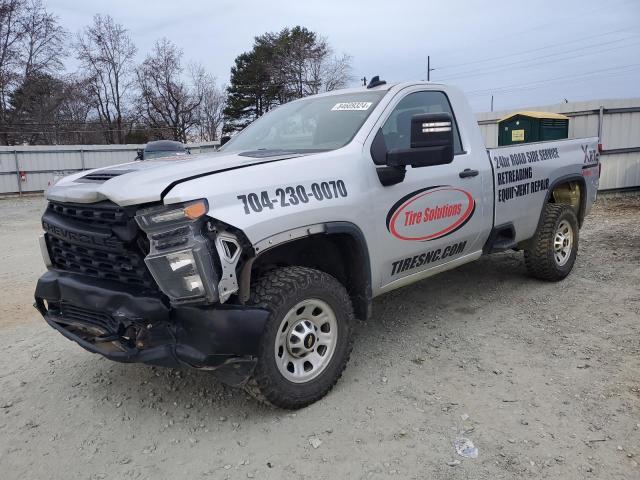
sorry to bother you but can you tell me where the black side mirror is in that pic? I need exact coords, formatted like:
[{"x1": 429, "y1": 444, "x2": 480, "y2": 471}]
[
  {"x1": 386, "y1": 113, "x2": 454, "y2": 168},
  {"x1": 135, "y1": 148, "x2": 143, "y2": 160},
  {"x1": 220, "y1": 136, "x2": 231, "y2": 147},
  {"x1": 371, "y1": 129, "x2": 405, "y2": 186}
]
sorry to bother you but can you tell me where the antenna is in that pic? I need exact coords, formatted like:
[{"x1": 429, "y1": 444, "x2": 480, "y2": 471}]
[{"x1": 367, "y1": 76, "x2": 386, "y2": 89}]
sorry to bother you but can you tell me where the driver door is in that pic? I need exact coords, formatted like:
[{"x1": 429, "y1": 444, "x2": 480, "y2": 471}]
[{"x1": 369, "y1": 89, "x2": 491, "y2": 290}]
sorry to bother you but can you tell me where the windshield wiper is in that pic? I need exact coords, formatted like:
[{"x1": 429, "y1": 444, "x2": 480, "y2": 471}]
[
  {"x1": 237, "y1": 148, "x2": 326, "y2": 158},
  {"x1": 238, "y1": 149, "x2": 297, "y2": 158}
]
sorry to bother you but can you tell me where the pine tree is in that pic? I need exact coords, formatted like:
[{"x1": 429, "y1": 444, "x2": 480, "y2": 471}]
[
  {"x1": 223, "y1": 47, "x2": 279, "y2": 133},
  {"x1": 223, "y1": 26, "x2": 352, "y2": 133}
]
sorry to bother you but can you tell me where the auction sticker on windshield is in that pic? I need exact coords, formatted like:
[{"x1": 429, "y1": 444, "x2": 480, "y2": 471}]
[{"x1": 331, "y1": 102, "x2": 373, "y2": 111}]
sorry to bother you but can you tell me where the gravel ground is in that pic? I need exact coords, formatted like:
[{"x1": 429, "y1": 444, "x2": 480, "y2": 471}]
[{"x1": 0, "y1": 194, "x2": 638, "y2": 480}]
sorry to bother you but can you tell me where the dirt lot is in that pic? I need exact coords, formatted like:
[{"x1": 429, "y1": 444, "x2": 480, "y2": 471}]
[{"x1": 0, "y1": 195, "x2": 638, "y2": 480}]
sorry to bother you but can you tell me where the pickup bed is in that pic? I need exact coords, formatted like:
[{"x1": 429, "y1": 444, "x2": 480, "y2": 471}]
[{"x1": 35, "y1": 79, "x2": 600, "y2": 408}]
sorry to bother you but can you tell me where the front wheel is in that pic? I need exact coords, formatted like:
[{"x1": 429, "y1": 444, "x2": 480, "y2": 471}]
[
  {"x1": 246, "y1": 266, "x2": 354, "y2": 409},
  {"x1": 524, "y1": 203, "x2": 579, "y2": 281}
]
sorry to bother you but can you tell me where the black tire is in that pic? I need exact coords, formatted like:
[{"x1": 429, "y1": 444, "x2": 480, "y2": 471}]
[
  {"x1": 245, "y1": 266, "x2": 354, "y2": 409},
  {"x1": 524, "y1": 203, "x2": 579, "y2": 281}
]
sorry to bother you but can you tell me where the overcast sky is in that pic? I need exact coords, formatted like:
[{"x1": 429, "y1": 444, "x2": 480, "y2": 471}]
[{"x1": 48, "y1": 0, "x2": 640, "y2": 112}]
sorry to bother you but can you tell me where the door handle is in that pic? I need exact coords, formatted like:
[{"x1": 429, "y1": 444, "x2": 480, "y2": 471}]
[{"x1": 459, "y1": 168, "x2": 479, "y2": 178}]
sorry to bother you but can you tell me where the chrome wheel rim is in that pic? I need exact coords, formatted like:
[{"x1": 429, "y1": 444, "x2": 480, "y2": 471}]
[
  {"x1": 274, "y1": 298, "x2": 338, "y2": 383},
  {"x1": 554, "y1": 219, "x2": 573, "y2": 266}
]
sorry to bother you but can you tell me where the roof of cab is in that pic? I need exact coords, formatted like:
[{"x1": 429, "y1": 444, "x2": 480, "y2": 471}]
[{"x1": 304, "y1": 80, "x2": 448, "y2": 99}]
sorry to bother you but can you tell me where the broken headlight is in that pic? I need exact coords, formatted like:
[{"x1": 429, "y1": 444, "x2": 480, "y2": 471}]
[
  {"x1": 136, "y1": 200, "x2": 218, "y2": 304},
  {"x1": 144, "y1": 249, "x2": 206, "y2": 300},
  {"x1": 136, "y1": 199, "x2": 208, "y2": 227}
]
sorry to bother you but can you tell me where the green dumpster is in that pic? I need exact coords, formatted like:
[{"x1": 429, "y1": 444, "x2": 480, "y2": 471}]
[{"x1": 498, "y1": 111, "x2": 569, "y2": 146}]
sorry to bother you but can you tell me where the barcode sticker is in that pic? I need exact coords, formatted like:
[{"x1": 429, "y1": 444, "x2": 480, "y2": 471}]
[{"x1": 331, "y1": 102, "x2": 373, "y2": 111}]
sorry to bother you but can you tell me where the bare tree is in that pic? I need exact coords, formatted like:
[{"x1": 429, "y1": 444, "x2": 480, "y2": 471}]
[
  {"x1": 0, "y1": 0, "x2": 26, "y2": 142},
  {"x1": 75, "y1": 14, "x2": 136, "y2": 144},
  {"x1": 0, "y1": 0, "x2": 68, "y2": 144},
  {"x1": 136, "y1": 38, "x2": 201, "y2": 142},
  {"x1": 192, "y1": 65, "x2": 226, "y2": 141},
  {"x1": 319, "y1": 52, "x2": 352, "y2": 92},
  {"x1": 19, "y1": 0, "x2": 65, "y2": 78}
]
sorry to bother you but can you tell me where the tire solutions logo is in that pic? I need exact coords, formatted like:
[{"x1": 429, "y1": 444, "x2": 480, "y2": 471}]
[{"x1": 386, "y1": 186, "x2": 475, "y2": 241}]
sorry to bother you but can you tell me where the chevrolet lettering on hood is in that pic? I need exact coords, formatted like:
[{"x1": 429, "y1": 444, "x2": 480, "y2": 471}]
[{"x1": 42, "y1": 219, "x2": 119, "y2": 249}]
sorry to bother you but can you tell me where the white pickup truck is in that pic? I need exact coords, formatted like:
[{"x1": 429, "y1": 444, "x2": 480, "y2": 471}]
[{"x1": 35, "y1": 78, "x2": 600, "y2": 408}]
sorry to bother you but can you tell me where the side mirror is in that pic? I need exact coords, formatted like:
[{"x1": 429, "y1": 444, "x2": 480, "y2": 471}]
[
  {"x1": 135, "y1": 148, "x2": 144, "y2": 160},
  {"x1": 386, "y1": 113, "x2": 454, "y2": 168},
  {"x1": 220, "y1": 135, "x2": 231, "y2": 147},
  {"x1": 370, "y1": 130, "x2": 405, "y2": 187}
]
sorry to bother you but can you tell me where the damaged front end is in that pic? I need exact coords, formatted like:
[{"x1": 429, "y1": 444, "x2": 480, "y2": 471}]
[{"x1": 34, "y1": 198, "x2": 267, "y2": 385}]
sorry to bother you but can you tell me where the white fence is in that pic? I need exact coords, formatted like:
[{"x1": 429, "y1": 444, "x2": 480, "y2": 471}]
[
  {"x1": 477, "y1": 98, "x2": 640, "y2": 191},
  {"x1": 0, "y1": 141, "x2": 220, "y2": 195}
]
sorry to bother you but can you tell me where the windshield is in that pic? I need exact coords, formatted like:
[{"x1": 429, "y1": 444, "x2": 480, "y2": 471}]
[{"x1": 220, "y1": 91, "x2": 386, "y2": 154}]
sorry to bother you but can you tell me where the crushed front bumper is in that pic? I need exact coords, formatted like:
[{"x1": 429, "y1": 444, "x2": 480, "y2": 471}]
[{"x1": 34, "y1": 270, "x2": 269, "y2": 385}]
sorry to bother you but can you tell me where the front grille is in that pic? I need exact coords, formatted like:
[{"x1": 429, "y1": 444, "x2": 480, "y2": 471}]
[
  {"x1": 49, "y1": 201, "x2": 129, "y2": 226},
  {"x1": 59, "y1": 303, "x2": 119, "y2": 334},
  {"x1": 45, "y1": 201, "x2": 157, "y2": 289},
  {"x1": 48, "y1": 235, "x2": 150, "y2": 286}
]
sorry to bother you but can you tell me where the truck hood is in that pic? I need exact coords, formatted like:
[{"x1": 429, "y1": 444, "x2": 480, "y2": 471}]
[{"x1": 46, "y1": 151, "x2": 306, "y2": 206}]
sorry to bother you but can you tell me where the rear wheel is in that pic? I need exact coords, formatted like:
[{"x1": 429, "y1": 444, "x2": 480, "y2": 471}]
[
  {"x1": 246, "y1": 266, "x2": 354, "y2": 409},
  {"x1": 524, "y1": 203, "x2": 579, "y2": 281}
]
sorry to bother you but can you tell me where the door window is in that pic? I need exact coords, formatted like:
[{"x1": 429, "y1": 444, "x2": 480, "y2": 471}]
[{"x1": 381, "y1": 91, "x2": 463, "y2": 154}]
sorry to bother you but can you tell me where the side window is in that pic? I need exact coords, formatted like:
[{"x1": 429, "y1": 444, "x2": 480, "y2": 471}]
[{"x1": 381, "y1": 91, "x2": 463, "y2": 154}]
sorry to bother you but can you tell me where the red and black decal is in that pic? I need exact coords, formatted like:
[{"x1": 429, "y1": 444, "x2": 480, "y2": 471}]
[{"x1": 386, "y1": 185, "x2": 475, "y2": 241}]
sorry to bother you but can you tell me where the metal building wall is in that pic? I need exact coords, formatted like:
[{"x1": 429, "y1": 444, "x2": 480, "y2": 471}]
[
  {"x1": 0, "y1": 141, "x2": 220, "y2": 195},
  {"x1": 477, "y1": 98, "x2": 640, "y2": 191}
]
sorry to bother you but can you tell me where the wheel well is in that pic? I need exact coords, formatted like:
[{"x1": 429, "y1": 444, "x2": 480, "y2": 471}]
[
  {"x1": 548, "y1": 179, "x2": 586, "y2": 226},
  {"x1": 248, "y1": 233, "x2": 371, "y2": 321}
]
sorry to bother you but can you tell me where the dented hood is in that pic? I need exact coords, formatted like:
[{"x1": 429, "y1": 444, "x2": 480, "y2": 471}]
[{"x1": 46, "y1": 150, "x2": 305, "y2": 206}]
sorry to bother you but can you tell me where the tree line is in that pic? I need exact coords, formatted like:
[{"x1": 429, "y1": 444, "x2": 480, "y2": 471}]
[{"x1": 0, "y1": 0, "x2": 352, "y2": 146}]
